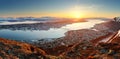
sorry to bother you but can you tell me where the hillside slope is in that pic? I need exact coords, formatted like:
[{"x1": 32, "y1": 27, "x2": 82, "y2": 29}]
[
  {"x1": 0, "y1": 20, "x2": 120, "y2": 59},
  {"x1": 0, "y1": 38, "x2": 46, "y2": 59}
]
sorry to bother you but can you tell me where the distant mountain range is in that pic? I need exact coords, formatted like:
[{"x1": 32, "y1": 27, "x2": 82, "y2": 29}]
[
  {"x1": 0, "y1": 17, "x2": 75, "y2": 25},
  {"x1": 0, "y1": 17, "x2": 111, "y2": 22},
  {"x1": 0, "y1": 17, "x2": 71, "y2": 22}
]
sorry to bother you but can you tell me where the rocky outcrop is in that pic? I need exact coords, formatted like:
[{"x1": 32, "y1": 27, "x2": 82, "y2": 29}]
[
  {"x1": 0, "y1": 38, "x2": 46, "y2": 59},
  {"x1": 114, "y1": 17, "x2": 120, "y2": 22}
]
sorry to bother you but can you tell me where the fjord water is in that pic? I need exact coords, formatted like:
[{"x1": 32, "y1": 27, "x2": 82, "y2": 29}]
[{"x1": 0, "y1": 19, "x2": 105, "y2": 41}]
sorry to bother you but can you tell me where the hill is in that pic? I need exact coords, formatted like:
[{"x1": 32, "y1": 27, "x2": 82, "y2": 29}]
[
  {"x1": 0, "y1": 19, "x2": 120, "y2": 59},
  {"x1": 0, "y1": 38, "x2": 46, "y2": 59}
]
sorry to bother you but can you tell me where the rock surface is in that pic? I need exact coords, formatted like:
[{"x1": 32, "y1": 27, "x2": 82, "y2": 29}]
[{"x1": 0, "y1": 38, "x2": 46, "y2": 59}]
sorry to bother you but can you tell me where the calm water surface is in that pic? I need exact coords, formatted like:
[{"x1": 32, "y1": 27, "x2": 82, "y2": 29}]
[{"x1": 0, "y1": 19, "x2": 105, "y2": 41}]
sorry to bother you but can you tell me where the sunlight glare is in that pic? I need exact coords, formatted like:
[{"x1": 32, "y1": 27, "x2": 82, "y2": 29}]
[
  {"x1": 69, "y1": 5, "x2": 83, "y2": 18},
  {"x1": 73, "y1": 13, "x2": 81, "y2": 18}
]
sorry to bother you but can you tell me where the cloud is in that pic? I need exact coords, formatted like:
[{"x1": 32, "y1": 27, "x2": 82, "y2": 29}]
[{"x1": 73, "y1": 5, "x2": 100, "y2": 10}]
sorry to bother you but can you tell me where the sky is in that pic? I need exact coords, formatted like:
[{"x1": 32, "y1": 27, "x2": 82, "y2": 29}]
[{"x1": 0, "y1": 0, "x2": 120, "y2": 18}]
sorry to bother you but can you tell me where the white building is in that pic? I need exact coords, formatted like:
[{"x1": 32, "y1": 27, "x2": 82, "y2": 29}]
[{"x1": 114, "y1": 17, "x2": 120, "y2": 22}]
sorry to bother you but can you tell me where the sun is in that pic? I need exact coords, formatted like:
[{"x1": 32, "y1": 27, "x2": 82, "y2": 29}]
[
  {"x1": 71, "y1": 11, "x2": 82, "y2": 18},
  {"x1": 74, "y1": 13, "x2": 81, "y2": 18},
  {"x1": 70, "y1": 8, "x2": 82, "y2": 18},
  {"x1": 69, "y1": 5, "x2": 84, "y2": 18}
]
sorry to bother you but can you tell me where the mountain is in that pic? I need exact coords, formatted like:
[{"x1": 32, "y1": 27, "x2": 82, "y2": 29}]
[
  {"x1": 0, "y1": 31, "x2": 120, "y2": 59},
  {"x1": 32, "y1": 19, "x2": 120, "y2": 59},
  {"x1": 0, "y1": 38, "x2": 46, "y2": 59},
  {"x1": 0, "y1": 17, "x2": 120, "y2": 59},
  {"x1": 0, "y1": 17, "x2": 70, "y2": 22}
]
